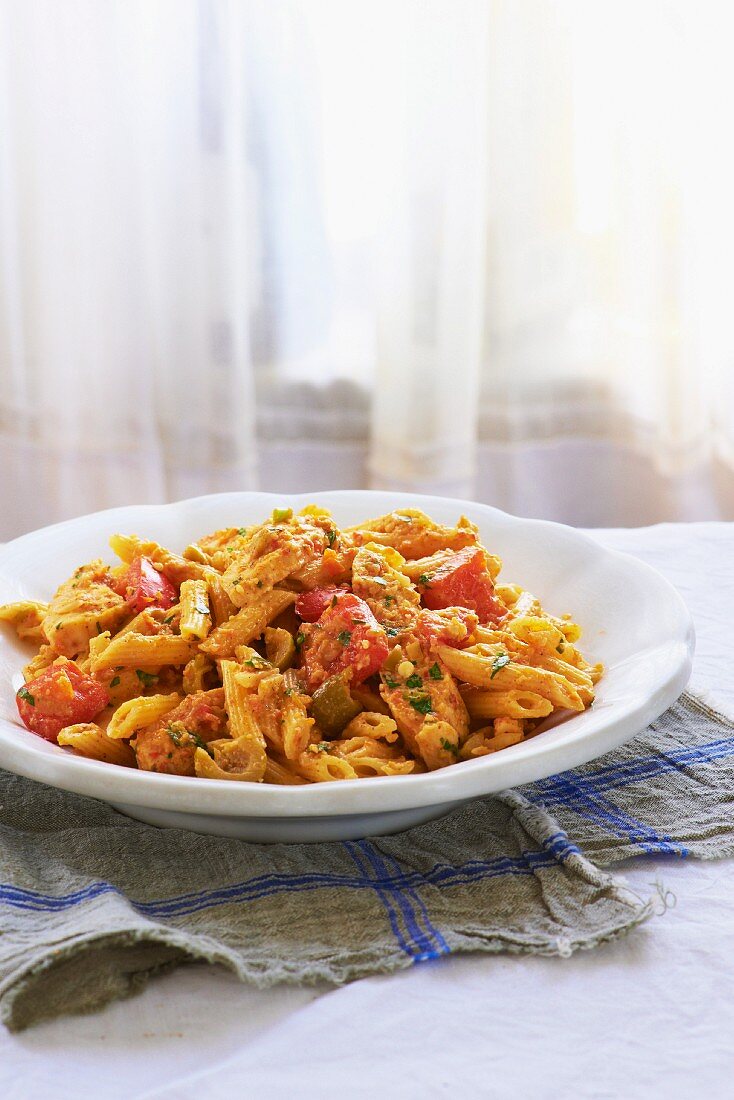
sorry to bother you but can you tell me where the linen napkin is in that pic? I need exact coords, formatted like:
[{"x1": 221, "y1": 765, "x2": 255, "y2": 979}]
[{"x1": 1, "y1": 692, "x2": 731, "y2": 1032}]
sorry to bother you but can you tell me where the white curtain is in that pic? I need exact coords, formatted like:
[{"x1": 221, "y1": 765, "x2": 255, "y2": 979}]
[{"x1": 1, "y1": 0, "x2": 733, "y2": 539}]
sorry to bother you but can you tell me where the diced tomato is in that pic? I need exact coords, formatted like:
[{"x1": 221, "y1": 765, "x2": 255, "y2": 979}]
[
  {"x1": 16, "y1": 659, "x2": 110, "y2": 743},
  {"x1": 123, "y1": 556, "x2": 178, "y2": 614},
  {"x1": 300, "y1": 591, "x2": 389, "y2": 690},
  {"x1": 420, "y1": 547, "x2": 506, "y2": 624},
  {"x1": 295, "y1": 584, "x2": 349, "y2": 623},
  {"x1": 415, "y1": 607, "x2": 479, "y2": 650}
]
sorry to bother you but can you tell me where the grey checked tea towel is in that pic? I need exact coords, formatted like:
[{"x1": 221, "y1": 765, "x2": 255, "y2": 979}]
[{"x1": 1, "y1": 692, "x2": 732, "y2": 1032}]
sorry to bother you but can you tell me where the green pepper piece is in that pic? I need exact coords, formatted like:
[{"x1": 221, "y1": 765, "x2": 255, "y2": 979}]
[
  {"x1": 310, "y1": 672, "x2": 362, "y2": 738},
  {"x1": 264, "y1": 626, "x2": 296, "y2": 672}
]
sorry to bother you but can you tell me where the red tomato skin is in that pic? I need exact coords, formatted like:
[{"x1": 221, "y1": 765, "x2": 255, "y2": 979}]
[
  {"x1": 16, "y1": 660, "x2": 110, "y2": 743},
  {"x1": 124, "y1": 556, "x2": 178, "y2": 614},
  {"x1": 301, "y1": 592, "x2": 389, "y2": 689},
  {"x1": 295, "y1": 585, "x2": 349, "y2": 623},
  {"x1": 421, "y1": 548, "x2": 506, "y2": 624}
]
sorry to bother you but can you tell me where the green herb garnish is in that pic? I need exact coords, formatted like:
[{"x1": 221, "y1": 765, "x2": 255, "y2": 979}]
[
  {"x1": 385, "y1": 626, "x2": 399, "y2": 637},
  {"x1": 244, "y1": 655, "x2": 269, "y2": 669},
  {"x1": 383, "y1": 675, "x2": 400, "y2": 689},
  {"x1": 490, "y1": 653, "x2": 511, "y2": 680},
  {"x1": 237, "y1": 527, "x2": 248, "y2": 536},
  {"x1": 109, "y1": 676, "x2": 121, "y2": 688},
  {"x1": 440, "y1": 737, "x2": 459, "y2": 757},
  {"x1": 135, "y1": 669, "x2": 158, "y2": 688},
  {"x1": 17, "y1": 686, "x2": 35, "y2": 706},
  {"x1": 418, "y1": 573, "x2": 432, "y2": 587},
  {"x1": 326, "y1": 529, "x2": 337, "y2": 547},
  {"x1": 384, "y1": 595, "x2": 394, "y2": 606},
  {"x1": 405, "y1": 673, "x2": 423, "y2": 689},
  {"x1": 337, "y1": 630, "x2": 352, "y2": 647},
  {"x1": 409, "y1": 695, "x2": 433, "y2": 715},
  {"x1": 295, "y1": 632, "x2": 306, "y2": 649},
  {"x1": 428, "y1": 662, "x2": 443, "y2": 680}
]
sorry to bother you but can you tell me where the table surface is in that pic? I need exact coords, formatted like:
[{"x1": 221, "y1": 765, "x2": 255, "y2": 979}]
[{"x1": 2, "y1": 523, "x2": 732, "y2": 1100}]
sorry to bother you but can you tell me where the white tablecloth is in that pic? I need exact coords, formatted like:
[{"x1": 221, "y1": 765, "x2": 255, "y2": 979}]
[{"x1": 2, "y1": 523, "x2": 733, "y2": 1100}]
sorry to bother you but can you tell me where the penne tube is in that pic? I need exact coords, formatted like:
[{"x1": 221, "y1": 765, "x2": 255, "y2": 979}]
[
  {"x1": 461, "y1": 687, "x2": 553, "y2": 721},
  {"x1": 264, "y1": 756, "x2": 309, "y2": 785},
  {"x1": 220, "y1": 660, "x2": 267, "y2": 759},
  {"x1": 58, "y1": 723, "x2": 137, "y2": 767},
  {"x1": 437, "y1": 644, "x2": 585, "y2": 711},
  {"x1": 106, "y1": 693, "x2": 182, "y2": 739},
  {"x1": 179, "y1": 579, "x2": 212, "y2": 640},
  {"x1": 91, "y1": 632, "x2": 196, "y2": 672},
  {"x1": 200, "y1": 589, "x2": 296, "y2": 659}
]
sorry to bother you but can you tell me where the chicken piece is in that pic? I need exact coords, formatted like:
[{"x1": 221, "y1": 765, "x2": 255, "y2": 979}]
[
  {"x1": 133, "y1": 688, "x2": 227, "y2": 775},
  {"x1": 345, "y1": 509, "x2": 478, "y2": 559},
  {"x1": 221, "y1": 515, "x2": 327, "y2": 607},
  {"x1": 0, "y1": 600, "x2": 49, "y2": 644},
  {"x1": 351, "y1": 543, "x2": 421, "y2": 632},
  {"x1": 42, "y1": 560, "x2": 129, "y2": 659},
  {"x1": 379, "y1": 640, "x2": 469, "y2": 769}
]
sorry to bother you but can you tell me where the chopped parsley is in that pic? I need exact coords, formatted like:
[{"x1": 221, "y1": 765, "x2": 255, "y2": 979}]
[
  {"x1": 418, "y1": 573, "x2": 433, "y2": 587},
  {"x1": 383, "y1": 674, "x2": 400, "y2": 689},
  {"x1": 490, "y1": 652, "x2": 511, "y2": 680},
  {"x1": 244, "y1": 655, "x2": 269, "y2": 669},
  {"x1": 167, "y1": 725, "x2": 211, "y2": 754},
  {"x1": 326, "y1": 529, "x2": 337, "y2": 547},
  {"x1": 109, "y1": 676, "x2": 121, "y2": 688},
  {"x1": 384, "y1": 595, "x2": 394, "y2": 606},
  {"x1": 385, "y1": 626, "x2": 399, "y2": 637},
  {"x1": 428, "y1": 662, "x2": 443, "y2": 680},
  {"x1": 272, "y1": 507, "x2": 293, "y2": 523},
  {"x1": 316, "y1": 741, "x2": 331, "y2": 753},
  {"x1": 17, "y1": 686, "x2": 35, "y2": 706},
  {"x1": 163, "y1": 614, "x2": 176, "y2": 624},
  {"x1": 440, "y1": 737, "x2": 459, "y2": 757},
  {"x1": 337, "y1": 630, "x2": 352, "y2": 647},
  {"x1": 237, "y1": 527, "x2": 248, "y2": 536},
  {"x1": 295, "y1": 632, "x2": 306, "y2": 649},
  {"x1": 405, "y1": 673, "x2": 423, "y2": 689},
  {"x1": 135, "y1": 669, "x2": 158, "y2": 688},
  {"x1": 408, "y1": 695, "x2": 433, "y2": 715}
]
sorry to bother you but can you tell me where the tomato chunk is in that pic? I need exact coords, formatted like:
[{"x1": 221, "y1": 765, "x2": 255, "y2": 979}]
[
  {"x1": 16, "y1": 659, "x2": 110, "y2": 742},
  {"x1": 295, "y1": 584, "x2": 349, "y2": 623},
  {"x1": 420, "y1": 547, "x2": 506, "y2": 624},
  {"x1": 123, "y1": 556, "x2": 178, "y2": 614},
  {"x1": 300, "y1": 591, "x2": 389, "y2": 690}
]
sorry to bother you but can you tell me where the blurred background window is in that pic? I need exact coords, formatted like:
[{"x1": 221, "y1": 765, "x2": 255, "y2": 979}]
[{"x1": 0, "y1": 0, "x2": 732, "y2": 537}]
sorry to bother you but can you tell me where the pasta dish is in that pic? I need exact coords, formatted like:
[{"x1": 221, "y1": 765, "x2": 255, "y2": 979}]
[{"x1": 0, "y1": 506, "x2": 602, "y2": 784}]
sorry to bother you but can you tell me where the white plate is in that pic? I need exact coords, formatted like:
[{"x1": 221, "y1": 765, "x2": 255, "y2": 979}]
[{"x1": 0, "y1": 491, "x2": 694, "y2": 843}]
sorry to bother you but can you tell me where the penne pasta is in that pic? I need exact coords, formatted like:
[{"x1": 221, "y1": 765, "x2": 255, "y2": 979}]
[
  {"x1": 58, "y1": 723, "x2": 136, "y2": 767},
  {"x1": 106, "y1": 693, "x2": 182, "y2": 740},
  {"x1": 5, "y1": 504, "x2": 602, "y2": 782},
  {"x1": 179, "y1": 579, "x2": 212, "y2": 640},
  {"x1": 91, "y1": 632, "x2": 195, "y2": 672}
]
